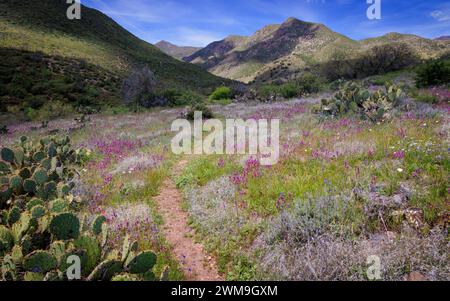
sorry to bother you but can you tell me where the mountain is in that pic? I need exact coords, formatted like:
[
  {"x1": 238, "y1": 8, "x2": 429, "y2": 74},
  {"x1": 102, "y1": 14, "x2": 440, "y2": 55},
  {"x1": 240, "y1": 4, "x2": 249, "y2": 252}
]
[
  {"x1": 155, "y1": 41, "x2": 202, "y2": 60},
  {"x1": 435, "y1": 36, "x2": 450, "y2": 41},
  {"x1": 185, "y1": 17, "x2": 450, "y2": 83},
  {"x1": 0, "y1": 0, "x2": 229, "y2": 112}
]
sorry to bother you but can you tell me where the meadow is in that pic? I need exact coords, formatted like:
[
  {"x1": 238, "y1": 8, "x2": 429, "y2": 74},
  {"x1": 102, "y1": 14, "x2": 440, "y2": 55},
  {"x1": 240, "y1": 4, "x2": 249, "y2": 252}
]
[{"x1": 1, "y1": 76, "x2": 448, "y2": 281}]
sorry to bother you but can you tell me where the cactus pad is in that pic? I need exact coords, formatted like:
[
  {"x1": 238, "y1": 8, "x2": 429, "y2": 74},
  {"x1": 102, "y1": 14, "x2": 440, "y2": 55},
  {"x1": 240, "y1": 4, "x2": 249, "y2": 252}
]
[
  {"x1": 125, "y1": 251, "x2": 157, "y2": 274},
  {"x1": 49, "y1": 212, "x2": 80, "y2": 240},
  {"x1": 31, "y1": 205, "x2": 46, "y2": 218},
  {"x1": 23, "y1": 179, "x2": 37, "y2": 194},
  {"x1": 92, "y1": 215, "x2": 107, "y2": 235},
  {"x1": 1, "y1": 148, "x2": 15, "y2": 163},
  {"x1": 0, "y1": 225, "x2": 14, "y2": 256},
  {"x1": 23, "y1": 250, "x2": 57, "y2": 273},
  {"x1": 33, "y1": 169, "x2": 48, "y2": 185}
]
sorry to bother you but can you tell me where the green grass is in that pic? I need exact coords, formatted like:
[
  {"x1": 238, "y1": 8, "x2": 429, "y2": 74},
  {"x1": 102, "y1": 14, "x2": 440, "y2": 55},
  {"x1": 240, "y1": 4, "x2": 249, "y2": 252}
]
[{"x1": 177, "y1": 155, "x2": 240, "y2": 188}]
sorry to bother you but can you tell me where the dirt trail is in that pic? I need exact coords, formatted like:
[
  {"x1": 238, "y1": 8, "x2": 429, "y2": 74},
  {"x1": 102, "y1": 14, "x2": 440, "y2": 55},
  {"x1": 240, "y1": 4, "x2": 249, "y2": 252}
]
[{"x1": 153, "y1": 160, "x2": 223, "y2": 281}]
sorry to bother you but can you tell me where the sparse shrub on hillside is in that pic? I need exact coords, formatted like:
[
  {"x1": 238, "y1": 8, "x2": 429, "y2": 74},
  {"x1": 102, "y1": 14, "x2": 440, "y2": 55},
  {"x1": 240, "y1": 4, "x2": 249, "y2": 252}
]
[
  {"x1": 278, "y1": 83, "x2": 298, "y2": 99},
  {"x1": 295, "y1": 73, "x2": 321, "y2": 94},
  {"x1": 257, "y1": 84, "x2": 280, "y2": 99},
  {"x1": 25, "y1": 100, "x2": 75, "y2": 121},
  {"x1": 322, "y1": 43, "x2": 419, "y2": 80},
  {"x1": 24, "y1": 95, "x2": 47, "y2": 109},
  {"x1": 136, "y1": 89, "x2": 204, "y2": 108},
  {"x1": 256, "y1": 75, "x2": 321, "y2": 101},
  {"x1": 257, "y1": 83, "x2": 298, "y2": 100},
  {"x1": 0, "y1": 49, "x2": 121, "y2": 117},
  {"x1": 313, "y1": 82, "x2": 405, "y2": 122},
  {"x1": 165, "y1": 89, "x2": 204, "y2": 107},
  {"x1": 209, "y1": 86, "x2": 232, "y2": 102},
  {"x1": 186, "y1": 103, "x2": 214, "y2": 120},
  {"x1": 361, "y1": 43, "x2": 419, "y2": 76},
  {"x1": 415, "y1": 59, "x2": 450, "y2": 88}
]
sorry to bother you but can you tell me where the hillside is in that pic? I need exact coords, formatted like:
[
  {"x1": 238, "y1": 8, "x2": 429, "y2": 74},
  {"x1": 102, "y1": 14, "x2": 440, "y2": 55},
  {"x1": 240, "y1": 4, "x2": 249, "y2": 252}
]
[
  {"x1": 185, "y1": 17, "x2": 450, "y2": 83},
  {"x1": 155, "y1": 41, "x2": 202, "y2": 60},
  {"x1": 435, "y1": 36, "x2": 450, "y2": 41},
  {"x1": 0, "y1": 0, "x2": 229, "y2": 112}
]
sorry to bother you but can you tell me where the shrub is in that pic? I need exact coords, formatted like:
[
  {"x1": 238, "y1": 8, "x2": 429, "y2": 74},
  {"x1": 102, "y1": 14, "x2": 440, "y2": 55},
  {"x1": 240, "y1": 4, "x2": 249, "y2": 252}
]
[
  {"x1": 258, "y1": 84, "x2": 279, "y2": 99},
  {"x1": 257, "y1": 83, "x2": 299, "y2": 100},
  {"x1": 121, "y1": 66, "x2": 158, "y2": 105},
  {"x1": 24, "y1": 95, "x2": 46, "y2": 109},
  {"x1": 10, "y1": 87, "x2": 27, "y2": 99},
  {"x1": 25, "y1": 100, "x2": 75, "y2": 121},
  {"x1": 322, "y1": 43, "x2": 419, "y2": 80},
  {"x1": 209, "y1": 86, "x2": 232, "y2": 101},
  {"x1": 278, "y1": 83, "x2": 298, "y2": 98},
  {"x1": 295, "y1": 73, "x2": 321, "y2": 94},
  {"x1": 415, "y1": 60, "x2": 450, "y2": 88},
  {"x1": 166, "y1": 90, "x2": 203, "y2": 107},
  {"x1": 186, "y1": 103, "x2": 214, "y2": 120}
]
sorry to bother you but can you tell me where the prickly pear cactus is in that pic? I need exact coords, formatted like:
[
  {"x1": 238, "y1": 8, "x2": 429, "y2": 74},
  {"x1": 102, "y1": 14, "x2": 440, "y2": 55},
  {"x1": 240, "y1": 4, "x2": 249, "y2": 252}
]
[
  {"x1": 125, "y1": 251, "x2": 157, "y2": 274},
  {"x1": 23, "y1": 250, "x2": 58, "y2": 273},
  {"x1": 0, "y1": 135, "x2": 163, "y2": 281},
  {"x1": 49, "y1": 213, "x2": 80, "y2": 240},
  {"x1": 314, "y1": 82, "x2": 404, "y2": 122}
]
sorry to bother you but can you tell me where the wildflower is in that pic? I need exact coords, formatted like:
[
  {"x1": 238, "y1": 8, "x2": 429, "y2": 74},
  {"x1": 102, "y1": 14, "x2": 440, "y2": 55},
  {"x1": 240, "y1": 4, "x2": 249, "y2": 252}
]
[
  {"x1": 392, "y1": 151, "x2": 405, "y2": 160},
  {"x1": 412, "y1": 169, "x2": 421, "y2": 178},
  {"x1": 397, "y1": 168, "x2": 404, "y2": 173},
  {"x1": 217, "y1": 158, "x2": 225, "y2": 168}
]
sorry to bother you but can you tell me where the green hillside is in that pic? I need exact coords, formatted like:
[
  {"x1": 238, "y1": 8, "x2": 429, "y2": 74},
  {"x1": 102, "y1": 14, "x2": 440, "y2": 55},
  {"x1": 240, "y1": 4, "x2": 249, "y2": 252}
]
[{"x1": 0, "y1": 0, "x2": 228, "y2": 114}]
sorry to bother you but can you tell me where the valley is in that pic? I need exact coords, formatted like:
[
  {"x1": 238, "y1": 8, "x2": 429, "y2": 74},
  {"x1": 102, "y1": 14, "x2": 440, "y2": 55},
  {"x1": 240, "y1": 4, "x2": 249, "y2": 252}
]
[{"x1": 0, "y1": 0, "x2": 448, "y2": 283}]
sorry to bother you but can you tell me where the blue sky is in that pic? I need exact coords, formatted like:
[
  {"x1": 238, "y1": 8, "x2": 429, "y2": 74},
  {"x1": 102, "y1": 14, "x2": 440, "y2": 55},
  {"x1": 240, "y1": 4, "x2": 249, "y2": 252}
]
[{"x1": 82, "y1": 0, "x2": 450, "y2": 47}]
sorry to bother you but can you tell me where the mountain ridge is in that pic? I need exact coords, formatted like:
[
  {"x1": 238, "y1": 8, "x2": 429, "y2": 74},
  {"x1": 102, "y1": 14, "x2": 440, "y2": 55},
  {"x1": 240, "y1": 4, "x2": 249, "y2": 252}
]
[
  {"x1": 185, "y1": 17, "x2": 450, "y2": 83},
  {"x1": 155, "y1": 40, "x2": 202, "y2": 60}
]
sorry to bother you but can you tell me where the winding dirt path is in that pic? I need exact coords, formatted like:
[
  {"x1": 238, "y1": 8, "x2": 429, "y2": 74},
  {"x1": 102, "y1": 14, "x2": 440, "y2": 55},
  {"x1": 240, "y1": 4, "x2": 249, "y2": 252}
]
[{"x1": 154, "y1": 160, "x2": 223, "y2": 281}]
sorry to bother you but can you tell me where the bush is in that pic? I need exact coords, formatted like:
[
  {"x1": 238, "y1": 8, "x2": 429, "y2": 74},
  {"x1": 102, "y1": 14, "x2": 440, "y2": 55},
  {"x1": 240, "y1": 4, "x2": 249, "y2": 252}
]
[
  {"x1": 322, "y1": 43, "x2": 419, "y2": 80},
  {"x1": 278, "y1": 83, "x2": 298, "y2": 98},
  {"x1": 257, "y1": 75, "x2": 320, "y2": 101},
  {"x1": 258, "y1": 84, "x2": 279, "y2": 99},
  {"x1": 415, "y1": 60, "x2": 450, "y2": 88},
  {"x1": 10, "y1": 87, "x2": 27, "y2": 99},
  {"x1": 25, "y1": 100, "x2": 75, "y2": 121},
  {"x1": 295, "y1": 73, "x2": 321, "y2": 94},
  {"x1": 24, "y1": 95, "x2": 46, "y2": 109},
  {"x1": 209, "y1": 86, "x2": 232, "y2": 101},
  {"x1": 170, "y1": 90, "x2": 203, "y2": 107},
  {"x1": 257, "y1": 83, "x2": 299, "y2": 100},
  {"x1": 186, "y1": 103, "x2": 214, "y2": 120}
]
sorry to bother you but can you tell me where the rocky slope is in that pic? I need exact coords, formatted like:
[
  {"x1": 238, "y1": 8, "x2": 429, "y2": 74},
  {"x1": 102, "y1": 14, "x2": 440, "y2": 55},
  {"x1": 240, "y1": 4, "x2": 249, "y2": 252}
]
[{"x1": 185, "y1": 17, "x2": 450, "y2": 83}]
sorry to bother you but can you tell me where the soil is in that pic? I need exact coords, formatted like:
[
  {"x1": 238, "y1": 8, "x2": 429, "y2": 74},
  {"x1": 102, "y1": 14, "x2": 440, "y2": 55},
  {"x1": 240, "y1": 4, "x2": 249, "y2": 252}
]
[{"x1": 153, "y1": 160, "x2": 223, "y2": 281}]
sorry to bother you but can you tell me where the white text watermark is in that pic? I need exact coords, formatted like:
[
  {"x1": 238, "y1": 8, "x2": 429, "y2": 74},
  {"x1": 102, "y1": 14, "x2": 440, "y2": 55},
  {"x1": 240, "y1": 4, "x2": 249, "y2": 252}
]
[{"x1": 171, "y1": 112, "x2": 280, "y2": 166}]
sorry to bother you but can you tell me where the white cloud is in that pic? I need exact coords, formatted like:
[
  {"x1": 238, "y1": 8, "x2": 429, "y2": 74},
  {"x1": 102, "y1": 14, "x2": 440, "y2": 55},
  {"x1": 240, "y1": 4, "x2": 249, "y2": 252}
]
[{"x1": 430, "y1": 10, "x2": 450, "y2": 22}]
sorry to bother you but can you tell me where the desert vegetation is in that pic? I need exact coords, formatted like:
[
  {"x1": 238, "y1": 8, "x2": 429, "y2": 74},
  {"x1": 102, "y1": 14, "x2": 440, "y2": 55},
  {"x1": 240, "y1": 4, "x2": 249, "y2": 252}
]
[{"x1": 0, "y1": 0, "x2": 449, "y2": 283}]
